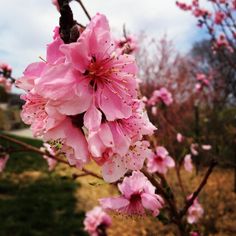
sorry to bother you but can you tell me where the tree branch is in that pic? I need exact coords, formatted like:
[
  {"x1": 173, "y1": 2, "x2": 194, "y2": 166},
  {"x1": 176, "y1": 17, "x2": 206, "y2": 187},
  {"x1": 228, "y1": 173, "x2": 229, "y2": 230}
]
[
  {"x1": 179, "y1": 159, "x2": 217, "y2": 218},
  {"x1": 75, "y1": 0, "x2": 91, "y2": 21},
  {"x1": 0, "y1": 133, "x2": 103, "y2": 180}
]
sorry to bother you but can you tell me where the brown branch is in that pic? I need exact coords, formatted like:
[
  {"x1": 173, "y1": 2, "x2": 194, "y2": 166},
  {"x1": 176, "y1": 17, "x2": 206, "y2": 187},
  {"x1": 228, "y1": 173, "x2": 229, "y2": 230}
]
[
  {"x1": 175, "y1": 165, "x2": 186, "y2": 199},
  {"x1": 0, "y1": 133, "x2": 103, "y2": 180},
  {"x1": 142, "y1": 168, "x2": 179, "y2": 220},
  {"x1": 0, "y1": 133, "x2": 68, "y2": 164},
  {"x1": 179, "y1": 159, "x2": 217, "y2": 218}
]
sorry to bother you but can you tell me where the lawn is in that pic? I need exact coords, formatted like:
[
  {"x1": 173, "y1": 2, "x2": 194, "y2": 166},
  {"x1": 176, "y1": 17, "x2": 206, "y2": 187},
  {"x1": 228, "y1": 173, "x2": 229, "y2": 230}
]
[{"x1": 0, "y1": 134, "x2": 87, "y2": 236}]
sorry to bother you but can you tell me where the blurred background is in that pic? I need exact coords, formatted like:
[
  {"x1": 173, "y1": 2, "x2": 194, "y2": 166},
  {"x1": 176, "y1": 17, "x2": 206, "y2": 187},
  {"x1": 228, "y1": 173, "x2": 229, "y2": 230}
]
[{"x1": 0, "y1": 0, "x2": 236, "y2": 235}]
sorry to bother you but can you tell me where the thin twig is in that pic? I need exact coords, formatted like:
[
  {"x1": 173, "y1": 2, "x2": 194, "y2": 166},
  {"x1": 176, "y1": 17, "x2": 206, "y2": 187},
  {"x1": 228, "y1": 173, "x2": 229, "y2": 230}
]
[
  {"x1": 142, "y1": 168, "x2": 179, "y2": 220},
  {"x1": 75, "y1": 0, "x2": 91, "y2": 21},
  {"x1": 175, "y1": 165, "x2": 186, "y2": 199},
  {"x1": 0, "y1": 133, "x2": 103, "y2": 180},
  {"x1": 179, "y1": 159, "x2": 217, "y2": 218}
]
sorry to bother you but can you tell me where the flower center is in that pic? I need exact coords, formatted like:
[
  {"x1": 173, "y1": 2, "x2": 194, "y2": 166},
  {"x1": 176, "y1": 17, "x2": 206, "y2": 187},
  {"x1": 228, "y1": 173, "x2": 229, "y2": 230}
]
[{"x1": 130, "y1": 193, "x2": 141, "y2": 203}]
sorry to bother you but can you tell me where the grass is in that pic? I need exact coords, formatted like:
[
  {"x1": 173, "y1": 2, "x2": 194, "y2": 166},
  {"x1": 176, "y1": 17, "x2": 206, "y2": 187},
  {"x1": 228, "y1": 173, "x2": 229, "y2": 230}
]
[{"x1": 0, "y1": 134, "x2": 87, "y2": 236}]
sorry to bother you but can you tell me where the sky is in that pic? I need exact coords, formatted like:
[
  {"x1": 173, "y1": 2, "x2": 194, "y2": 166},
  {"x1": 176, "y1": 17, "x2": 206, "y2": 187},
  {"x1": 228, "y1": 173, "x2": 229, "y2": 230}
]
[{"x1": 0, "y1": 0, "x2": 207, "y2": 83}]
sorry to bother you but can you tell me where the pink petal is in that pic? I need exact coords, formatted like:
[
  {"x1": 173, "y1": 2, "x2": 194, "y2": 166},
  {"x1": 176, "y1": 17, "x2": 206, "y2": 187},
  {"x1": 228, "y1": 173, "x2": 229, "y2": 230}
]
[
  {"x1": 84, "y1": 104, "x2": 102, "y2": 131},
  {"x1": 97, "y1": 86, "x2": 132, "y2": 121},
  {"x1": 102, "y1": 155, "x2": 128, "y2": 183},
  {"x1": 99, "y1": 197, "x2": 130, "y2": 210},
  {"x1": 141, "y1": 193, "x2": 163, "y2": 216}
]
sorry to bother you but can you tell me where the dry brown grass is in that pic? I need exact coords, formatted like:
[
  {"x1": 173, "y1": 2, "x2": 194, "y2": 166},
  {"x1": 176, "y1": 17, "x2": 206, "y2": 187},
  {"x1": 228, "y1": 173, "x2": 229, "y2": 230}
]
[{"x1": 73, "y1": 165, "x2": 236, "y2": 236}]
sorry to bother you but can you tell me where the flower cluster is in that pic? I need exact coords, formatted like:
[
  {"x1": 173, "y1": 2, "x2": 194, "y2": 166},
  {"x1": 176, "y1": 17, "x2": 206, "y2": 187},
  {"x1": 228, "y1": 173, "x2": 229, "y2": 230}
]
[
  {"x1": 115, "y1": 35, "x2": 138, "y2": 55},
  {"x1": 84, "y1": 206, "x2": 112, "y2": 236},
  {"x1": 17, "y1": 14, "x2": 156, "y2": 183},
  {"x1": 0, "y1": 63, "x2": 13, "y2": 92},
  {"x1": 176, "y1": 0, "x2": 236, "y2": 53},
  {"x1": 195, "y1": 73, "x2": 211, "y2": 92},
  {"x1": 148, "y1": 87, "x2": 173, "y2": 107}
]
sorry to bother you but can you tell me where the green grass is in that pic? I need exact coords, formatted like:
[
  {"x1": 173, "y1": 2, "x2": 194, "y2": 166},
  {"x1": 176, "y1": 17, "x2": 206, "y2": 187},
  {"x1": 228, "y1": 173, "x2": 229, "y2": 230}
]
[{"x1": 0, "y1": 134, "x2": 87, "y2": 236}]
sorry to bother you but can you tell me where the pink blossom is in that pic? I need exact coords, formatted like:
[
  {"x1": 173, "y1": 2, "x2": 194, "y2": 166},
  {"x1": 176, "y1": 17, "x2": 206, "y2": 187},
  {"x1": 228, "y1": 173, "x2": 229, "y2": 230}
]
[
  {"x1": 100, "y1": 171, "x2": 164, "y2": 216},
  {"x1": 148, "y1": 87, "x2": 173, "y2": 106},
  {"x1": 214, "y1": 11, "x2": 225, "y2": 24},
  {"x1": 147, "y1": 146, "x2": 175, "y2": 174},
  {"x1": 0, "y1": 77, "x2": 12, "y2": 92},
  {"x1": 88, "y1": 101, "x2": 156, "y2": 162},
  {"x1": 40, "y1": 143, "x2": 58, "y2": 171},
  {"x1": 196, "y1": 73, "x2": 210, "y2": 86},
  {"x1": 190, "y1": 232, "x2": 200, "y2": 236},
  {"x1": 187, "y1": 196, "x2": 204, "y2": 224},
  {"x1": 213, "y1": 34, "x2": 233, "y2": 52},
  {"x1": 0, "y1": 154, "x2": 9, "y2": 172},
  {"x1": 115, "y1": 35, "x2": 139, "y2": 54},
  {"x1": 184, "y1": 154, "x2": 193, "y2": 172},
  {"x1": 195, "y1": 83, "x2": 202, "y2": 92},
  {"x1": 190, "y1": 143, "x2": 199, "y2": 156},
  {"x1": 20, "y1": 93, "x2": 65, "y2": 137},
  {"x1": 176, "y1": 133, "x2": 184, "y2": 143},
  {"x1": 59, "y1": 13, "x2": 138, "y2": 126},
  {"x1": 176, "y1": 1, "x2": 192, "y2": 11},
  {"x1": 151, "y1": 106, "x2": 158, "y2": 115},
  {"x1": 84, "y1": 206, "x2": 112, "y2": 236},
  {"x1": 52, "y1": 0, "x2": 60, "y2": 12},
  {"x1": 192, "y1": 8, "x2": 210, "y2": 18},
  {"x1": 44, "y1": 118, "x2": 89, "y2": 168},
  {"x1": 201, "y1": 144, "x2": 212, "y2": 150},
  {"x1": 102, "y1": 141, "x2": 154, "y2": 182}
]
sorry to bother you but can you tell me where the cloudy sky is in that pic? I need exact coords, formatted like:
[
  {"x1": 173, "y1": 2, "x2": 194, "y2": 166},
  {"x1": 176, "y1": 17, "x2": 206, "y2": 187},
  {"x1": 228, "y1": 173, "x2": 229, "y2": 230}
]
[{"x1": 0, "y1": 0, "x2": 207, "y2": 81}]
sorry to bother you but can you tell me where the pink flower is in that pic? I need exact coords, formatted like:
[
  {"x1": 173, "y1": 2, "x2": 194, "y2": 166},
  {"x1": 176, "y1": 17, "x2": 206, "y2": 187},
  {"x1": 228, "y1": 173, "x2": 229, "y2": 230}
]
[
  {"x1": 59, "y1": 13, "x2": 138, "y2": 127},
  {"x1": 214, "y1": 11, "x2": 225, "y2": 25},
  {"x1": 176, "y1": 133, "x2": 184, "y2": 143},
  {"x1": 88, "y1": 101, "x2": 156, "y2": 162},
  {"x1": 40, "y1": 143, "x2": 58, "y2": 171},
  {"x1": 201, "y1": 144, "x2": 212, "y2": 150},
  {"x1": 0, "y1": 154, "x2": 9, "y2": 172},
  {"x1": 184, "y1": 154, "x2": 193, "y2": 172},
  {"x1": 213, "y1": 34, "x2": 233, "y2": 52},
  {"x1": 20, "y1": 93, "x2": 65, "y2": 137},
  {"x1": 196, "y1": 73, "x2": 209, "y2": 86},
  {"x1": 102, "y1": 141, "x2": 153, "y2": 182},
  {"x1": 147, "y1": 146, "x2": 175, "y2": 174},
  {"x1": 100, "y1": 171, "x2": 164, "y2": 216},
  {"x1": 84, "y1": 206, "x2": 112, "y2": 236},
  {"x1": 43, "y1": 118, "x2": 89, "y2": 168},
  {"x1": 115, "y1": 35, "x2": 139, "y2": 54},
  {"x1": 176, "y1": 1, "x2": 192, "y2": 11},
  {"x1": 190, "y1": 143, "x2": 199, "y2": 156},
  {"x1": 187, "y1": 196, "x2": 204, "y2": 224},
  {"x1": 148, "y1": 87, "x2": 173, "y2": 106}
]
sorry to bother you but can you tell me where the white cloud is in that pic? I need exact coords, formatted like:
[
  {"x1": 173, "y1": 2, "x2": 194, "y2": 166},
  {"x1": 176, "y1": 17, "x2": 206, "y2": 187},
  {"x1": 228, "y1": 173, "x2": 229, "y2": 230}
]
[{"x1": 0, "y1": 0, "x2": 204, "y2": 80}]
